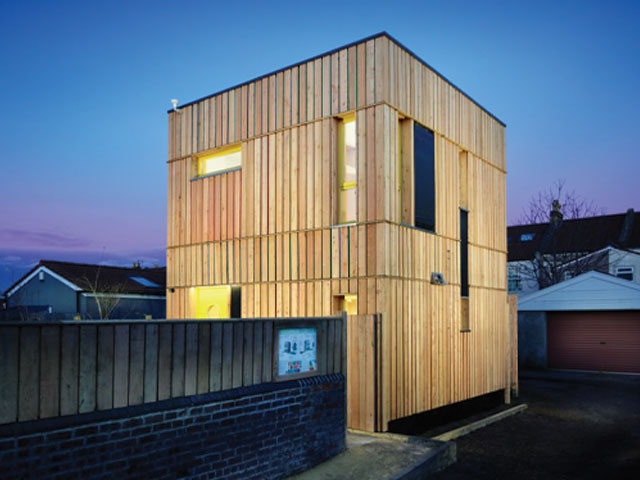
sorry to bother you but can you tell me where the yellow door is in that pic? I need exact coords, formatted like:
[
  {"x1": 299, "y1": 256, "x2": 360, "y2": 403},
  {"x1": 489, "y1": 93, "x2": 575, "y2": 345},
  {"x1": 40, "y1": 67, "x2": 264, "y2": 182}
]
[{"x1": 192, "y1": 286, "x2": 231, "y2": 319}]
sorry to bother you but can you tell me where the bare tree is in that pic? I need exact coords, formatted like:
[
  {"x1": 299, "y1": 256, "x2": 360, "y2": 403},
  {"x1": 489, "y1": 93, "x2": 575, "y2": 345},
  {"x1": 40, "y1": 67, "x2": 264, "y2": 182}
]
[
  {"x1": 517, "y1": 179, "x2": 604, "y2": 225},
  {"x1": 78, "y1": 267, "x2": 125, "y2": 320},
  {"x1": 515, "y1": 180, "x2": 607, "y2": 290}
]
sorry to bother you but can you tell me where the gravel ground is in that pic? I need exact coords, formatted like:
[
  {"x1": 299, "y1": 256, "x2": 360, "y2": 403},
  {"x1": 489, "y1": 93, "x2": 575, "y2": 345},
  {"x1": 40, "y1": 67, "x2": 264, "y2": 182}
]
[{"x1": 430, "y1": 370, "x2": 640, "y2": 480}]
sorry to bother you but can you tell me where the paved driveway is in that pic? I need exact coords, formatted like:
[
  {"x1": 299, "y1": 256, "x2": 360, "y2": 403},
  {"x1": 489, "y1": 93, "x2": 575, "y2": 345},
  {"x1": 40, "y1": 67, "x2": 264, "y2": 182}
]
[{"x1": 431, "y1": 370, "x2": 640, "y2": 480}]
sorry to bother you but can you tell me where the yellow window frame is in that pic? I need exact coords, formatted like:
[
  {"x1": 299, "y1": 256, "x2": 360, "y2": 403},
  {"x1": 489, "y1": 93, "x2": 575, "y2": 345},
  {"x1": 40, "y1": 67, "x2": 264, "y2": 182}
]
[
  {"x1": 197, "y1": 144, "x2": 242, "y2": 177},
  {"x1": 338, "y1": 113, "x2": 356, "y2": 223}
]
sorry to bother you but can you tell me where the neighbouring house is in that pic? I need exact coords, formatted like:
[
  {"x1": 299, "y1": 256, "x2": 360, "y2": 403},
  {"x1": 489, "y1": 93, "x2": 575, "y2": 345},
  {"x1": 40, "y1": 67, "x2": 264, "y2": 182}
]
[
  {"x1": 518, "y1": 271, "x2": 640, "y2": 373},
  {"x1": 508, "y1": 209, "x2": 640, "y2": 296},
  {"x1": 2, "y1": 260, "x2": 166, "y2": 321},
  {"x1": 510, "y1": 208, "x2": 640, "y2": 374},
  {"x1": 166, "y1": 32, "x2": 510, "y2": 431}
]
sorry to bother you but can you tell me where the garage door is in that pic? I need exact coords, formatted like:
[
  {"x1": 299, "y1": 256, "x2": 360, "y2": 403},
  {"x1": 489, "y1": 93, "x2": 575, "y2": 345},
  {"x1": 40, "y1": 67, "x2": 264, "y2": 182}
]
[{"x1": 547, "y1": 311, "x2": 640, "y2": 373}]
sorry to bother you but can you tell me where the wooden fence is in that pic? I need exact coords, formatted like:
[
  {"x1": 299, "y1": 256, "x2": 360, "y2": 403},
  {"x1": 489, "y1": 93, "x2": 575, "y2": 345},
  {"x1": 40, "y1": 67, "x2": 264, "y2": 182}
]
[
  {"x1": 347, "y1": 314, "x2": 380, "y2": 432},
  {"x1": 0, "y1": 316, "x2": 345, "y2": 425}
]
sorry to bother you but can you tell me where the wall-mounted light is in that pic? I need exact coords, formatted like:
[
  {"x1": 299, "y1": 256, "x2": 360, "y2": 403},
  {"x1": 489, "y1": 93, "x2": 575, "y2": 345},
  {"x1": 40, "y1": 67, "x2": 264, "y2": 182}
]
[
  {"x1": 430, "y1": 272, "x2": 446, "y2": 286},
  {"x1": 171, "y1": 99, "x2": 181, "y2": 112},
  {"x1": 169, "y1": 288, "x2": 175, "y2": 293},
  {"x1": 39, "y1": 271, "x2": 45, "y2": 281}
]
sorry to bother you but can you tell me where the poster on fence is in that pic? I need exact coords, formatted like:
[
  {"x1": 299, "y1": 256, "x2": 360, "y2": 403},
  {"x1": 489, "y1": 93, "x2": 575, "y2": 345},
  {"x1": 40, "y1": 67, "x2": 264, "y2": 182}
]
[{"x1": 277, "y1": 327, "x2": 317, "y2": 376}]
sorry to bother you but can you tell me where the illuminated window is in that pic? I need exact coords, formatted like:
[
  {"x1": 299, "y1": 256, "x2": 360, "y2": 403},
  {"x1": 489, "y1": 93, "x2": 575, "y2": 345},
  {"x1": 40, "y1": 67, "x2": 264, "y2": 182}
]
[
  {"x1": 192, "y1": 285, "x2": 241, "y2": 319},
  {"x1": 197, "y1": 145, "x2": 241, "y2": 177},
  {"x1": 334, "y1": 294, "x2": 357, "y2": 315},
  {"x1": 339, "y1": 115, "x2": 357, "y2": 223}
]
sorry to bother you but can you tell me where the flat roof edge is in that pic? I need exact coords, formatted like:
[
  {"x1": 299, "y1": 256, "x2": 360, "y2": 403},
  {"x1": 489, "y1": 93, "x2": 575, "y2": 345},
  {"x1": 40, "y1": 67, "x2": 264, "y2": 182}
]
[{"x1": 168, "y1": 31, "x2": 505, "y2": 128}]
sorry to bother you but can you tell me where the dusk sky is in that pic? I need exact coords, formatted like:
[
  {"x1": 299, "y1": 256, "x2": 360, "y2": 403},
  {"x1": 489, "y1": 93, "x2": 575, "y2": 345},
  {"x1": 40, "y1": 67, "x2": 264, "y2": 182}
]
[{"x1": 1, "y1": 0, "x2": 638, "y2": 291}]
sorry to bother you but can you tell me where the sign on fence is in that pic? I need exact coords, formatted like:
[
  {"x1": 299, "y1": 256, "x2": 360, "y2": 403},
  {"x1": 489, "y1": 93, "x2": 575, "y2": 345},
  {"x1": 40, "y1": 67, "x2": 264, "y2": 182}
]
[{"x1": 277, "y1": 327, "x2": 318, "y2": 377}]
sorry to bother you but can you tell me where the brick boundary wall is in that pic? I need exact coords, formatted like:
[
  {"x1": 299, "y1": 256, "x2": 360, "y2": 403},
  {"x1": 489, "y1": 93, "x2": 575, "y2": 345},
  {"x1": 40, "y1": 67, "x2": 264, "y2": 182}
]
[{"x1": 0, "y1": 374, "x2": 345, "y2": 480}]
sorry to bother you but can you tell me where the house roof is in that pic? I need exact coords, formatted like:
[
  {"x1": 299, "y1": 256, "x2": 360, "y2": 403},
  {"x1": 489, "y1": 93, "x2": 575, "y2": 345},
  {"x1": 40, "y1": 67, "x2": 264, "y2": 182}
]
[
  {"x1": 4, "y1": 260, "x2": 166, "y2": 297},
  {"x1": 508, "y1": 210, "x2": 640, "y2": 262},
  {"x1": 170, "y1": 32, "x2": 505, "y2": 127},
  {"x1": 518, "y1": 270, "x2": 640, "y2": 312}
]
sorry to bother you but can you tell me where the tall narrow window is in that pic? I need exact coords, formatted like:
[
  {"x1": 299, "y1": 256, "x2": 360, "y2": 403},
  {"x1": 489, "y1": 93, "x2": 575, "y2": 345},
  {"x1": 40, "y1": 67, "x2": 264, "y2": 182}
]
[
  {"x1": 339, "y1": 115, "x2": 357, "y2": 223},
  {"x1": 460, "y1": 209, "x2": 469, "y2": 297},
  {"x1": 196, "y1": 145, "x2": 241, "y2": 177},
  {"x1": 414, "y1": 123, "x2": 435, "y2": 231}
]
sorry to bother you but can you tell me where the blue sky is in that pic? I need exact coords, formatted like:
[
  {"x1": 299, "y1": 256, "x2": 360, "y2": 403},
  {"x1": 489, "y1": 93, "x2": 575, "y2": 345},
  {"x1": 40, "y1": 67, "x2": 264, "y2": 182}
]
[{"x1": 1, "y1": 0, "x2": 639, "y2": 291}]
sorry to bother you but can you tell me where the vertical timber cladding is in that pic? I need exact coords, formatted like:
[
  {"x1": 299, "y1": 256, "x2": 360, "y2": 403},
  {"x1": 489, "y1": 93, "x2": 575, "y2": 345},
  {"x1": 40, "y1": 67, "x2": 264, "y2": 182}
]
[{"x1": 167, "y1": 33, "x2": 507, "y2": 430}]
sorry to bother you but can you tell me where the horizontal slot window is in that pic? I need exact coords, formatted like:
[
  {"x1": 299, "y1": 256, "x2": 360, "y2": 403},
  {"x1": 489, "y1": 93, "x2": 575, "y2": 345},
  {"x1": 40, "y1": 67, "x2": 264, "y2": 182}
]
[{"x1": 197, "y1": 146, "x2": 241, "y2": 177}]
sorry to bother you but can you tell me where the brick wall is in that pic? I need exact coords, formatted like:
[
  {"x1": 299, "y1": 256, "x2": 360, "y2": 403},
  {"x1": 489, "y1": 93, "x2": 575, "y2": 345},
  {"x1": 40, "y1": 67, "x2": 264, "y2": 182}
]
[{"x1": 0, "y1": 374, "x2": 345, "y2": 480}]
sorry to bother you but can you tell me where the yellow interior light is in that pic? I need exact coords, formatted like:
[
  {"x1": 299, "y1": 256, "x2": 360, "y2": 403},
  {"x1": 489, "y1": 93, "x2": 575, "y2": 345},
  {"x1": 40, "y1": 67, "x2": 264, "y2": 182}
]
[
  {"x1": 192, "y1": 286, "x2": 231, "y2": 319},
  {"x1": 344, "y1": 294, "x2": 358, "y2": 315},
  {"x1": 198, "y1": 145, "x2": 241, "y2": 176},
  {"x1": 339, "y1": 114, "x2": 357, "y2": 223}
]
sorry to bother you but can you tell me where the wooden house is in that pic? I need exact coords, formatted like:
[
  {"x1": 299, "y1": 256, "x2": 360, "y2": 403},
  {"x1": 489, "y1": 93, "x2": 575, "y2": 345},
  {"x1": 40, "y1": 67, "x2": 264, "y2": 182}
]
[{"x1": 166, "y1": 33, "x2": 510, "y2": 431}]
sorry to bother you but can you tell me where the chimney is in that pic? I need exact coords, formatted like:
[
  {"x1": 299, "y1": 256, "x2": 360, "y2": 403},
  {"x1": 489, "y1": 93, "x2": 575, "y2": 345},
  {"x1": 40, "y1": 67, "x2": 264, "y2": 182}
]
[
  {"x1": 618, "y1": 208, "x2": 635, "y2": 247},
  {"x1": 550, "y1": 199, "x2": 563, "y2": 225},
  {"x1": 539, "y1": 200, "x2": 563, "y2": 254}
]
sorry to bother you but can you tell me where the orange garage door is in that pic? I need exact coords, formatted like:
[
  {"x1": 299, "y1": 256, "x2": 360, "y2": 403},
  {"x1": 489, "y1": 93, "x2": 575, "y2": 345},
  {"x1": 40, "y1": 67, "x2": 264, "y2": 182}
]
[{"x1": 547, "y1": 311, "x2": 640, "y2": 373}]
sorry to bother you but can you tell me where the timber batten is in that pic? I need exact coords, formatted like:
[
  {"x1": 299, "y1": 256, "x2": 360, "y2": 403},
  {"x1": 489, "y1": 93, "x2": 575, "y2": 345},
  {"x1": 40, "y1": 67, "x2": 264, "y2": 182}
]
[{"x1": 167, "y1": 34, "x2": 509, "y2": 431}]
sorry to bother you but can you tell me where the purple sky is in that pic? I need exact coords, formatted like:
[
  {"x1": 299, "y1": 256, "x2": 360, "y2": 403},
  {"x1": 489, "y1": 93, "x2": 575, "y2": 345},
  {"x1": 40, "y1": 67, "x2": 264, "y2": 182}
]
[{"x1": 1, "y1": 0, "x2": 639, "y2": 291}]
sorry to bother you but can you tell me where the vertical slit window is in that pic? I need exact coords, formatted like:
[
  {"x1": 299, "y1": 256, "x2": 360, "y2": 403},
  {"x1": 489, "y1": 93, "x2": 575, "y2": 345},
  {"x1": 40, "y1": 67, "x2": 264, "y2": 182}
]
[
  {"x1": 339, "y1": 115, "x2": 357, "y2": 223},
  {"x1": 397, "y1": 119, "x2": 402, "y2": 219},
  {"x1": 414, "y1": 123, "x2": 435, "y2": 231},
  {"x1": 460, "y1": 209, "x2": 469, "y2": 297}
]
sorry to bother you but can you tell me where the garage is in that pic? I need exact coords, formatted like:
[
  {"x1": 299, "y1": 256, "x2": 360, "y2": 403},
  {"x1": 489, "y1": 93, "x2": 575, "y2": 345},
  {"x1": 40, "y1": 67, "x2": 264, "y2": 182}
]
[
  {"x1": 518, "y1": 271, "x2": 640, "y2": 374},
  {"x1": 547, "y1": 311, "x2": 640, "y2": 373}
]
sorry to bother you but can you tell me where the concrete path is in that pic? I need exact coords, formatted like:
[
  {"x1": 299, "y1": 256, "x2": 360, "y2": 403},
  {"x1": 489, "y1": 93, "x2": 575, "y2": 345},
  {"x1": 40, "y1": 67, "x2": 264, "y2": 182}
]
[{"x1": 286, "y1": 431, "x2": 455, "y2": 480}]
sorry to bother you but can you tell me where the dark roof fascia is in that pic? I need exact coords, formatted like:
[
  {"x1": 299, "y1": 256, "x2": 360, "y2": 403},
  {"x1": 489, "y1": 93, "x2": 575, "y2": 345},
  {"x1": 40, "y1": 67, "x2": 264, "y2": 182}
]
[
  {"x1": 168, "y1": 31, "x2": 385, "y2": 114},
  {"x1": 383, "y1": 32, "x2": 505, "y2": 127},
  {"x1": 169, "y1": 31, "x2": 506, "y2": 127}
]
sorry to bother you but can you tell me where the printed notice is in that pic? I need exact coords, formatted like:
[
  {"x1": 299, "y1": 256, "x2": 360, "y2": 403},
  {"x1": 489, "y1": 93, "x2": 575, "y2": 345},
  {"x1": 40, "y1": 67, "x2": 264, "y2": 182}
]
[{"x1": 278, "y1": 327, "x2": 317, "y2": 376}]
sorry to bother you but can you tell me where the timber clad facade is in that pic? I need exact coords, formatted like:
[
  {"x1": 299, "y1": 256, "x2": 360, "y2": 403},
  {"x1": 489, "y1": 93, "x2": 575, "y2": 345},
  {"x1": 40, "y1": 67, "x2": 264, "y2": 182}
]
[{"x1": 167, "y1": 33, "x2": 509, "y2": 431}]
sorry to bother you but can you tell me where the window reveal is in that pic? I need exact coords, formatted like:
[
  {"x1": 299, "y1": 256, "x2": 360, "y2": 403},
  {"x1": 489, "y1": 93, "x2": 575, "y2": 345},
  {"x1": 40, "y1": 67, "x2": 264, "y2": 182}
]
[
  {"x1": 339, "y1": 115, "x2": 357, "y2": 223},
  {"x1": 414, "y1": 123, "x2": 435, "y2": 232},
  {"x1": 196, "y1": 145, "x2": 241, "y2": 177}
]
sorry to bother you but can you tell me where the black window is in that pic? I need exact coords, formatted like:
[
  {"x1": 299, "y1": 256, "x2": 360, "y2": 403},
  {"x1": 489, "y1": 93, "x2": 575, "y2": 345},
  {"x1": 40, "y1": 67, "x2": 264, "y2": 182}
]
[
  {"x1": 231, "y1": 286, "x2": 241, "y2": 318},
  {"x1": 414, "y1": 123, "x2": 435, "y2": 231},
  {"x1": 460, "y1": 209, "x2": 469, "y2": 297}
]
